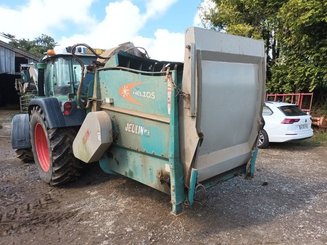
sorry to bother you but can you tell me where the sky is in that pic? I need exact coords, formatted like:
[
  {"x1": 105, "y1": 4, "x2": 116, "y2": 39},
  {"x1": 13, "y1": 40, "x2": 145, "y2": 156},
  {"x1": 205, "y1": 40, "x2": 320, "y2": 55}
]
[{"x1": 0, "y1": 0, "x2": 215, "y2": 61}]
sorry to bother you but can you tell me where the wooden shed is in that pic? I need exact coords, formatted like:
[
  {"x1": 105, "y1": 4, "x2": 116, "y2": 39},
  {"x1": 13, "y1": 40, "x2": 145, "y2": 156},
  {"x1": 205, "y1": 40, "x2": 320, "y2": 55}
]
[{"x1": 0, "y1": 40, "x2": 39, "y2": 107}]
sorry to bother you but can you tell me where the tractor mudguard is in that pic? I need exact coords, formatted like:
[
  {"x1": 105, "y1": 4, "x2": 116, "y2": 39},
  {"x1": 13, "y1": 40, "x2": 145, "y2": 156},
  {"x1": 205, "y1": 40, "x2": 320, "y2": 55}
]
[
  {"x1": 29, "y1": 97, "x2": 86, "y2": 129},
  {"x1": 11, "y1": 114, "x2": 31, "y2": 149}
]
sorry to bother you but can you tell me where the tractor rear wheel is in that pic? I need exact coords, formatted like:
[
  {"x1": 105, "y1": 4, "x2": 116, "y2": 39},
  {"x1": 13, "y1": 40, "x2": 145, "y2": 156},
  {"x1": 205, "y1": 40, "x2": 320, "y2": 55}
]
[
  {"x1": 15, "y1": 149, "x2": 34, "y2": 163},
  {"x1": 30, "y1": 106, "x2": 82, "y2": 186}
]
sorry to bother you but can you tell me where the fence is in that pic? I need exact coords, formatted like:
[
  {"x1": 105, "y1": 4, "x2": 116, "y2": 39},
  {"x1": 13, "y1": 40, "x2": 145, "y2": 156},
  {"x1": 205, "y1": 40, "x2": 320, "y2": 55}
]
[{"x1": 266, "y1": 93, "x2": 313, "y2": 113}]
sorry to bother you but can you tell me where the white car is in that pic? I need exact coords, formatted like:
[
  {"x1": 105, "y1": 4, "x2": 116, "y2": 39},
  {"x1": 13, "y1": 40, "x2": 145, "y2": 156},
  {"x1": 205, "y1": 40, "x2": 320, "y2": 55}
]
[{"x1": 258, "y1": 102, "x2": 313, "y2": 148}]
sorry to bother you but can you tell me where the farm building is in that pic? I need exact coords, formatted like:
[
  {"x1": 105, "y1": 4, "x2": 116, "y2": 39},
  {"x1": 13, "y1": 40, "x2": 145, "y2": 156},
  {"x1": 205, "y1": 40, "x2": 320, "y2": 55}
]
[{"x1": 0, "y1": 40, "x2": 39, "y2": 107}]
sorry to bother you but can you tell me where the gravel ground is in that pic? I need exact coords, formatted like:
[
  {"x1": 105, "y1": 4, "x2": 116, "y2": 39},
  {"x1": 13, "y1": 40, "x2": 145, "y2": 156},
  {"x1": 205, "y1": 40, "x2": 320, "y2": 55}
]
[{"x1": 0, "y1": 110, "x2": 326, "y2": 245}]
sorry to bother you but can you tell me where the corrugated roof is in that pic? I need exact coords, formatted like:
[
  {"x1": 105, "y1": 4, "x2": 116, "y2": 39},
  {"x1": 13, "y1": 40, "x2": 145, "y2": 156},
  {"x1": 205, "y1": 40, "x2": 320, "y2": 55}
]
[
  {"x1": 0, "y1": 40, "x2": 40, "y2": 61},
  {"x1": 0, "y1": 40, "x2": 39, "y2": 74}
]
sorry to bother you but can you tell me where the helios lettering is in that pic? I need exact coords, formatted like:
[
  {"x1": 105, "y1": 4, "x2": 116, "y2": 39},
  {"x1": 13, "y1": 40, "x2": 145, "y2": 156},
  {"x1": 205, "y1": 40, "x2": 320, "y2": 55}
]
[{"x1": 133, "y1": 90, "x2": 156, "y2": 100}]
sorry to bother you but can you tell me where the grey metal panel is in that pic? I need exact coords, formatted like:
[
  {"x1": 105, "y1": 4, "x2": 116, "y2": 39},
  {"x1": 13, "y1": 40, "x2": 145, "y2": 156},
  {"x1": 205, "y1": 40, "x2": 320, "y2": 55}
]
[
  {"x1": 0, "y1": 46, "x2": 15, "y2": 74},
  {"x1": 189, "y1": 27, "x2": 264, "y2": 58},
  {"x1": 180, "y1": 27, "x2": 265, "y2": 182},
  {"x1": 197, "y1": 150, "x2": 251, "y2": 182},
  {"x1": 197, "y1": 61, "x2": 258, "y2": 153},
  {"x1": 73, "y1": 111, "x2": 113, "y2": 163}
]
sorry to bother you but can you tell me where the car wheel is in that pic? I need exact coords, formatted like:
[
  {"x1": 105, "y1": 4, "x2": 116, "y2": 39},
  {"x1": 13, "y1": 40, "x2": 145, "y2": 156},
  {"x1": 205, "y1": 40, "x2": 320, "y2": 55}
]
[{"x1": 257, "y1": 129, "x2": 269, "y2": 149}]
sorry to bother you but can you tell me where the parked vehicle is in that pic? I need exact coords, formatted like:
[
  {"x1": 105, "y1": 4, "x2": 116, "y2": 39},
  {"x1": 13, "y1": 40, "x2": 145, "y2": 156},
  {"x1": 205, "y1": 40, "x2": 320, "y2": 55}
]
[{"x1": 258, "y1": 102, "x2": 313, "y2": 148}]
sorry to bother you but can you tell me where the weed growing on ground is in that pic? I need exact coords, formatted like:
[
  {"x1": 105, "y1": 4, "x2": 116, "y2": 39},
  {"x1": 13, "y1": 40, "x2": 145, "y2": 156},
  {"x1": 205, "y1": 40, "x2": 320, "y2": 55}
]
[{"x1": 312, "y1": 130, "x2": 327, "y2": 145}]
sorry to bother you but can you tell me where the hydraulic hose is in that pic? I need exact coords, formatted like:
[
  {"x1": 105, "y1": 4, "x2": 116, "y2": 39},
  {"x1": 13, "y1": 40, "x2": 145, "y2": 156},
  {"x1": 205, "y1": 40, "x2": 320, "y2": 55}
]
[{"x1": 71, "y1": 43, "x2": 110, "y2": 109}]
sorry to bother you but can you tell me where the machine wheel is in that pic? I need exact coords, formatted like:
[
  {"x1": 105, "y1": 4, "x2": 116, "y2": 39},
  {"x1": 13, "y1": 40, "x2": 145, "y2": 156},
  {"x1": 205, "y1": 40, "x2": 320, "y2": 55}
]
[
  {"x1": 15, "y1": 149, "x2": 34, "y2": 163},
  {"x1": 30, "y1": 106, "x2": 82, "y2": 186},
  {"x1": 257, "y1": 129, "x2": 269, "y2": 149}
]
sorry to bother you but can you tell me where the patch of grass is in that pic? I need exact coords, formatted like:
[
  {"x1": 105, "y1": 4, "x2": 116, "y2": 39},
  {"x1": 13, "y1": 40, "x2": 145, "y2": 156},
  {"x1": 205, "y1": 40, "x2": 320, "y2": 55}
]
[
  {"x1": 0, "y1": 124, "x2": 2, "y2": 129},
  {"x1": 311, "y1": 130, "x2": 327, "y2": 145},
  {"x1": 294, "y1": 130, "x2": 327, "y2": 147}
]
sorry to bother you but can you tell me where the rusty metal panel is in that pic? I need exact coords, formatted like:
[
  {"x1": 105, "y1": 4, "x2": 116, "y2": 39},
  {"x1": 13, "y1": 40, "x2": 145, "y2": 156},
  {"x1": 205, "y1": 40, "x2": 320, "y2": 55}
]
[
  {"x1": 96, "y1": 63, "x2": 185, "y2": 213},
  {"x1": 0, "y1": 46, "x2": 15, "y2": 74},
  {"x1": 97, "y1": 68, "x2": 172, "y2": 162},
  {"x1": 100, "y1": 146, "x2": 172, "y2": 194},
  {"x1": 103, "y1": 110, "x2": 170, "y2": 159},
  {"x1": 98, "y1": 69, "x2": 171, "y2": 117}
]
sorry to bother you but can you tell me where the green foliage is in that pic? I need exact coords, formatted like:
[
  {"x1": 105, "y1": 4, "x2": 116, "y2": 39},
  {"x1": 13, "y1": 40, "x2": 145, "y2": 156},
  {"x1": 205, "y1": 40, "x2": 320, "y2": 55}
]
[
  {"x1": 202, "y1": 0, "x2": 327, "y2": 105},
  {"x1": 311, "y1": 130, "x2": 327, "y2": 145},
  {"x1": 1, "y1": 33, "x2": 57, "y2": 57},
  {"x1": 271, "y1": 0, "x2": 327, "y2": 95},
  {"x1": 203, "y1": 0, "x2": 284, "y2": 80}
]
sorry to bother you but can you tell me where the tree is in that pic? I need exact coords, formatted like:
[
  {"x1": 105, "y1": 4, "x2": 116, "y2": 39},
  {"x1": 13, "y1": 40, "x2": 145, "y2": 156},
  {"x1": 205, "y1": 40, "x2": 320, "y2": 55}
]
[
  {"x1": 201, "y1": 0, "x2": 327, "y2": 105},
  {"x1": 1, "y1": 33, "x2": 57, "y2": 57},
  {"x1": 271, "y1": 0, "x2": 327, "y2": 101},
  {"x1": 201, "y1": 0, "x2": 284, "y2": 81}
]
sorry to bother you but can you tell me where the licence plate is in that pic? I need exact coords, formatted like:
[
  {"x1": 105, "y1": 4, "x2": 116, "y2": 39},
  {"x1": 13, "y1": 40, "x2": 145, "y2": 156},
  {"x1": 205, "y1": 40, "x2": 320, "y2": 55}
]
[{"x1": 299, "y1": 124, "x2": 308, "y2": 130}]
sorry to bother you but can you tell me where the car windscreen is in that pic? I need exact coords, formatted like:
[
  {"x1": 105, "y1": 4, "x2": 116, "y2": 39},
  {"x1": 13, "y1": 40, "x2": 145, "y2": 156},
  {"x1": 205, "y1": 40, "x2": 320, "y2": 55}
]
[{"x1": 278, "y1": 105, "x2": 307, "y2": 116}]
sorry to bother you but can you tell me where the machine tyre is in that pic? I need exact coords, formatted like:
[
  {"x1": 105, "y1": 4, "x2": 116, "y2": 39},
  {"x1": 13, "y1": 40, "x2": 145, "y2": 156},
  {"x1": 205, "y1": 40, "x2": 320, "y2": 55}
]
[
  {"x1": 15, "y1": 149, "x2": 34, "y2": 163},
  {"x1": 30, "y1": 106, "x2": 82, "y2": 186},
  {"x1": 257, "y1": 129, "x2": 269, "y2": 149}
]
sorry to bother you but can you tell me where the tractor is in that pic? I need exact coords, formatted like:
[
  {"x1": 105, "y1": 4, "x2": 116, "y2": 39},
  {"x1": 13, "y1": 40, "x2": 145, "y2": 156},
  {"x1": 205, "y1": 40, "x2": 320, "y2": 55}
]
[{"x1": 11, "y1": 42, "x2": 140, "y2": 183}]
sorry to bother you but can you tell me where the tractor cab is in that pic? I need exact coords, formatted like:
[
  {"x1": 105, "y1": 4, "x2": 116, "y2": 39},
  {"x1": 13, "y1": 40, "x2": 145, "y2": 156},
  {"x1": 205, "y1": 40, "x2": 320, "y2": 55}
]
[{"x1": 40, "y1": 52, "x2": 96, "y2": 102}]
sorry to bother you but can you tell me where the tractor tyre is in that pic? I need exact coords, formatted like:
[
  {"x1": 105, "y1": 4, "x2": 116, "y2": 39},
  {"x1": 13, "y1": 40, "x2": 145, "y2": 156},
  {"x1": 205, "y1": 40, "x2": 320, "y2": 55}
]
[
  {"x1": 15, "y1": 149, "x2": 34, "y2": 163},
  {"x1": 30, "y1": 106, "x2": 82, "y2": 186}
]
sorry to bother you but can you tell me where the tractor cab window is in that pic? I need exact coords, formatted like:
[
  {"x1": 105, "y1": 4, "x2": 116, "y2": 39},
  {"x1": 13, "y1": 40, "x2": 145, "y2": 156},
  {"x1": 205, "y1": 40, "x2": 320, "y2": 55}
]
[
  {"x1": 44, "y1": 57, "x2": 82, "y2": 97},
  {"x1": 72, "y1": 62, "x2": 82, "y2": 87}
]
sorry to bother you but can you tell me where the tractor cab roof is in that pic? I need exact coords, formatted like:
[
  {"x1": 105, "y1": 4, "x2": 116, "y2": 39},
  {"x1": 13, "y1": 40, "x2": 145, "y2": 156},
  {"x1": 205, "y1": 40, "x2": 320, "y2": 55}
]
[{"x1": 42, "y1": 45, "x2": 105, "y2": 61}]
